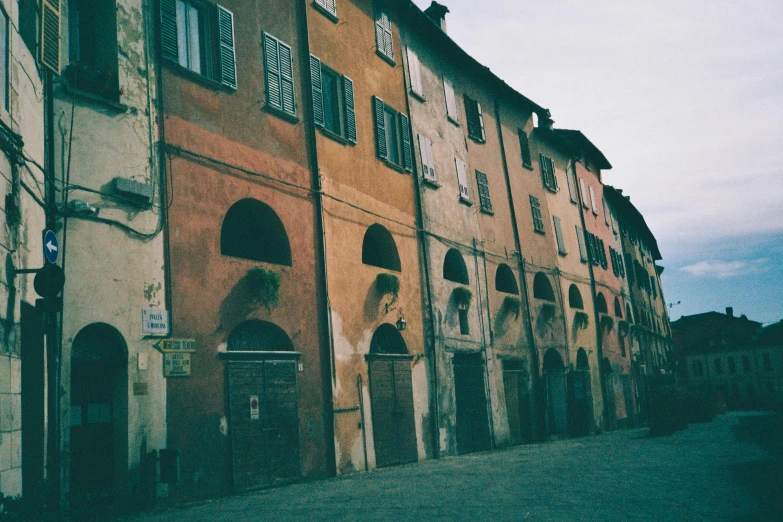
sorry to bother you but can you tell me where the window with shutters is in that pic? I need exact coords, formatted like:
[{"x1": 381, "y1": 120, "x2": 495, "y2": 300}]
[
  {"x1": 454, "y1": 158, "x2": 470, "y2": 202},
  {"x1": 313, "y1": 0, "x2": 337, "y2": 20},
  {"x1": 529, "y1": 195, "x2": 544, "y2": 234},
  {"x1": 375, "y1": 9, "x2": 394, "y2": 64},
  {"x1": 19, "y1": 0, "x2": 38, "y2": 58},
  {"x1": 407, "y1": 48, "x2": 424, "y2": 99},
  {"x1": 0, "y1": 9, "x2": 6, "y2": 110},
  {"x1": 576, "y1": 226, "x2": 587, "y2": 262},
  {"x1": 40, "y1": 0, "x2": 61, "y2": 74},
  {"x1": 539, "y1": 154, "x2": 558, "y2": 192},
  {"x1": 160, "y1": 1, "x2": 237, "y2": 90},
  {"x1": 373, "y1": 96, "x2": 412, "y2": 172},
  {"x1": 553, "y1": 216, "x2": 566, "y2": 255},
  {"x1": 310, "y1": 56, "x2": 356, "y2": 144},
  {"x1": 588, "y1": 186, "x2": 598, "y2": 215},
  {"x1": 443, "y1": 79, "x2": 458, "y2": 124},
  {"x1": 603, "y1": 198, "x2": 611, "y2": 226},
  {"x1": 518, "y1": 130, "x2": 532, "y2": 169},
  {"x1": 418, "y1": 135, "x2": 436, "y2": 184},
  {"x1": 67, "y1": 0, "x2": 120, "y2": 101},
  {"x1": 263, "y1": 33, "x2": 296, "y2": 118},
  {"x1": 566, "y1": 164, "x2": 578, "y2": 203},
  {"x1": 475, "y1": 171, "x2": 492, "y2": 213},
  {"x1": 578, "y1": 178, "x2": 589, "y2": 208},
  {"x1": 464, "y1": 95, "x2": 485, "y2": 142}
]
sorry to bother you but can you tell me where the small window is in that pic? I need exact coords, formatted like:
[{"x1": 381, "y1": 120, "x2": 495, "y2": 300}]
[
  {"x1": 375, "y1": 9, "x2": 394, "y2": 63},
  {"x1": 263, "y1": 32, "x2": 296, "y2": 117},
  {"x1": 588, "y1": 186, "x2": 598, "y2": 215},
  {"x1": 455, "y1": 158, "x2": 470, "y2": 201},
  {"x1": 475, "y1": 171, "x2": 492, "y2": 213},
  {"x1": 553, "y1": 216, "x2": 567, "y2": 255},
  {"x1": 728, "y1": 356, "x2": 736, "y2": 374},
  {"x1": 568, "y1": 285, "x2": 583, "y2": 309},
  {"x1": 533, "y1": 273, "x2": 555, "y2": 302},
  {"x1": 160, "y1": 0, "x2": 237, "y2": 90},
  {"x1": 464, "y1": 95, "x2": 485, "y2": 142},
  {"x1": 407, "y1": 48, "x2": 423, "y2": 98},
  {"x1": 603, "y1": 198, "x2": 611, "y2": 226},
  {"x1": 443, "y1": 79, "x2": 458, "y2": 123},
  {"x1": 575, "y1": 226, "x2": 587, "y2": 262},
  {"x1": 614, "y1": 297, "x2": 622, "y2": 318},
  {"x1": 595, "y1": 292, "x2": 608, "y2": 314},
  {"x1": 373, "y1": 96, "x2": 412, "y2": 171},
  {"x1": 578, "y1": 178, "x2": 589, "y2": 208},
  {"x1": 310, "y1": 56, "x2": 357, "y2": 143},
  {"x1": 0, "y1": 8, "x2": 6, "y2": 110},
  {"x1": 530, "y1": 195, "x2": 544, "y2": 234},
  {"x1": 314, "y1": 0, "x2": 337, "y2": 18},
  {"x1": 418, "y1": 135, "x2": 436, "y2": 182},
  {"x1": 221, "y1": 199, "x2": 292, "y2": 265},
  {"x1": 518, "y1": 130, "x2": 532, "y2": 169},
  {"x1": 67, "y1": 0, "x2": 119, "y2": 100},
  {"x1": 566, "y1": 165, "x2": 578, "y2": 204},
  {"x1": 495, "y1": 264, "x2": 518, "y2": 294},
  {"x1": 362, "y1": 224, "x2": 401, "y2": 272},
  {"x1": 742, "y1": 355, "x2": 751, "y2": 373},
  {"x1": 443, "y1": 249, "x2": 468, "y2": 284},
  {"x1": 539, "y1": 155, "x2": 558, "y2": 192},
  {"x1": 626, "y1": 304, "x2": 633, "y2": 323},
  {"x1": 458, "y1": 308, "x2": 469, "y2": 335}
]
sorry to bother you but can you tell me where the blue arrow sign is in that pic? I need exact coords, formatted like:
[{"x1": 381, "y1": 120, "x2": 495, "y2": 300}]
[{"x1": 44, "y1": 230, "x2": 58, "y2": 264}]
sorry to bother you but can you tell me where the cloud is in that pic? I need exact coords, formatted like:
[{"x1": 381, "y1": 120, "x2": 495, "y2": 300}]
[{"x1": 680, "y1": 258, "x2": 771, "y2": 278}]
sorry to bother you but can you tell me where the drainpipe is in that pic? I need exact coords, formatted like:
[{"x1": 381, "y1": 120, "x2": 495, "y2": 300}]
[
  {"x1": 399, "y1": 2, "x2": 441, "y2": 459},
  {"x1": 296, "y1": 0, "x2": 337, "y2": 477},
  {"x1": 573, "y1": 160, "x2": 608, "y2": 432},
  {"x1": 493, "y1": 99, "x2": 542, "y2": 441}
]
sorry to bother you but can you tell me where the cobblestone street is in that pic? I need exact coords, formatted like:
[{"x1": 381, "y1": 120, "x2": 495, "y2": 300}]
[{"x1": 128, "y1": 411, "x2": 782, "y2": 521}]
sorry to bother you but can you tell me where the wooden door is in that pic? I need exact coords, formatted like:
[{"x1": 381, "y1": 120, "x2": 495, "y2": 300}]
[
  {"x1": 228, "y1": 360, "x2": 300, "y2": 491},
  {"x1": 502, "y1": 360, "x2": 531, "y2": 445},
  {"x1": 368, "y1": 357, "x2": 418, "y2": 468},
  {"x1": 545, "y1": 369, "x2": 567, "y2": 436},
  {"x1": 454, "y1": 353, "x2": 491, "y2": 454}
]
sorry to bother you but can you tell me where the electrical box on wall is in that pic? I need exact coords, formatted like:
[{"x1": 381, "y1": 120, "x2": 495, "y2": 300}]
[{"x1": 113, "y1": 177, "x2": 153, "y2": 206}]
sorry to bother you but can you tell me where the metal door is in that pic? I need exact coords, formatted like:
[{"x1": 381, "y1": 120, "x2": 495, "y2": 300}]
[
  {"x1": 368, "y1": 356, "x2": 418, "y2": 468},
  {"x1": 228, "y1": 360, "x2": 300, "y2": 491},
  {"x1": 454, "y1": 353, "x2": 491, "y2": 454}
]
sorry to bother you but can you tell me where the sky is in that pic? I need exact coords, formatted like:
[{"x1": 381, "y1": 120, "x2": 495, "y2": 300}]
[{"x1": 412, "y1": 0, "x2": 783, "y2": 325}]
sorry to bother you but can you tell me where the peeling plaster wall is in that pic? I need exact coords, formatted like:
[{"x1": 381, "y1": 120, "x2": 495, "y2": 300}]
[
  {"x1": 0, "y1": 0, "x2": 46, "y2": 498},
  {"x1": 53, "y1": 0, "x2": 166, "y2": 499}
]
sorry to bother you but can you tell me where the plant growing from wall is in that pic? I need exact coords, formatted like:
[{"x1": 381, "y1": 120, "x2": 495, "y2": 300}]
[
  {"x1": 539, "y1": 302, "x2": 556, "y2": 320},
  {"x1": 503, "y1": 296, "x2": 521, "y2": 318},
  {"x1": 453, "y1": 286, "x2": 473, "y2": 310},
  {"x1": 574, "y1": 311, "x2": 589, "y2": 329},
  {"x1": 247, "y1": 266, "x2": 281, "y2": 312},
  {"x1": 618, "y1": 320, "x2": 630, "y2": 336},
  {"x1": 601, "y1": 315, "x2": 615, "y2": 332},
  {"x1": 376, "y1": 273, "x2": 400, "y2": 308}
]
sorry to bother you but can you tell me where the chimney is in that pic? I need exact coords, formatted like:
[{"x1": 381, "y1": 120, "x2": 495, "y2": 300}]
[
  {"x1": 726, "y1": 307, "x2": 733, "y2": 318},
  {"x1": 538, "y1": 114, "x2": 554, "y2": 131},
  {"x1": 424, "y1": 1, "x2": 449, "y2": 33}
]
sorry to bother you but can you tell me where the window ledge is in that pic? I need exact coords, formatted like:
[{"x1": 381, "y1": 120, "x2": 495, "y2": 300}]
[
  {"x1": 479, "y1": 208, "x2": 494, "y2": 216},
  {"x1": 376, "y1": 50, "x2": 396, "y2": 67},
  {"x1": 534, "y1": 229, "x2": 546, "y2": 235},
  {"x1": 409, "y1": 90, "x2": 426, "y2": 102},
  {"x1": 544, "y1": 186, "x2": 559, "y2": 194},
  {"x1": 264, "y1": 105, "x2": 300, "y2": 124},
  {"x1": 522, "y1": 163, "x2": 533, "y2": 171},
  {"x1": 319, "y1": 126, "x2": 351, "y2": 145},
  {"x1": 468, "y1": 135, "x2": 486, "y2": 144},
  {"x1": 164, "y1": 60, "x2": 236, "y2": 92},
  {"x1": 62, "y1": 84, "x2": 128, "y2": 113},
  {"x1": 312, "y1": 2, "x2": 339, "y2": 22},
  {"x1": 382, "y1": 159, "x2": 409, "y2": 174},
  {"x1": 422, "y1": 177, "x2": 440, "y2": 188},
  {"x1": 447, "y1": 116, "x2": 460, "y2": 126},
  {"x1": 458, "y1": 197, "x2": 472, "y2": 206}
]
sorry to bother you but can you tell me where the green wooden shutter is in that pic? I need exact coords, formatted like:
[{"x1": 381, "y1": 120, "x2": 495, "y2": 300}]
[
  {"x1": 217, "y1": 5, "x2": 237, "y2": 89},
  {"x1": 566, "y1": 165, "x2": 578, "y2": 203},
  {"x1": 373, "y1": 96, "x2": 387, "y2": 160},
  {"x1": 553, "y1": 216, "x2": 566, "y2": 255},
  {"x1": 466, "y1": 96, "x2": 482, "y2": 140},
  {"x1": 40, "y1": 0, "x2": 61, "y2": 74},
  {"x1": 160, "y1": 0, "x2": 178, "y2": 62},
  {"x1": 376, "y1": 11, "x2": 393, "y2": 60},
  {"x1": 278, "y1": 42, "x2": 295, "y2": 115},
  {"x1": 399, "y1": 113, "x2": 412, "y2": 172},
  {"x1": 476, "y1": 171, "x2": 492, "y2": 213},
  {"x1": 530, "y1": 195, "x2": 544, "y2": 233},
  {"x1": 310, "y1": 55, "x2": 324, "y2": 127},
  {"x1": 476, "y1": 101, "x2": 486, "y2": 141},
  {"x1": 455, "y1": 158, "x2": 469, "y2": 200},
  {"x1": 263, "y1": 33, "x2": 282, "y2": 110},
  {"x1": 519, "y1": 130, "x2": 531, "y2": 167},
  {"x1": 576, "y1": 226, "x2": 587, "y2": 262},
  {"x1": 343, "y1": 76, "x2": 357, "y2": 143}
]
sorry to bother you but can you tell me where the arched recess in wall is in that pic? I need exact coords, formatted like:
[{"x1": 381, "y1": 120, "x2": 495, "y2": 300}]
[
  {"x1": 70, "y1": 323, "x2": 128, "y2": 497},
  {"x1": 495, "y1": 264, "x2": 519, "y2": 294},
  {"x1": 614, "y1": 297, "x2": 623, "y2": 318},
  {"x1": 568, "y1": 285, "x2": 584, "y2": 309},
  {"x1": 362, "y1": 224, "x2": 401, "y2": 272},
  {"x1": 443, "y1": 248, "x2": 469, "y2": 284},
  {"x1": 626, "y1": 304, "x2": 633, "y2": 323},
  {"x1": 370, "y1": 323, "x2": 409, "y2": 354},
  {"x1": 533, "y1": 273, "x2": 555, "y2": 301},
  {"x1": 227, "y1": 320, "x2": 294, "y2": 351},
  {"x1": 542, "y1": 348, "x2": 565, "y2": 371},
  {"x1": 595, "y1": 292, "x2": 608, "y2": 314},
  {"x1": 576, "y1": 348, "x2": 589, "y2": 369},
  {"x1": 221, "y1": 199, "x2": 292, "y2": 265}
]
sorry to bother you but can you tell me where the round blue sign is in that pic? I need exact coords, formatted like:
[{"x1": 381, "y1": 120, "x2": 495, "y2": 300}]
[{"x1": 44, "y1": 229, "x2": 58, "y2": 264}]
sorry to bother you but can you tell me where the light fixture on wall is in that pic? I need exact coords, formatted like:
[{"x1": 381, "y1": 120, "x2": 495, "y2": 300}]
[{"x1": 395, "y1": 308, "x2": 406, "y2": 331}]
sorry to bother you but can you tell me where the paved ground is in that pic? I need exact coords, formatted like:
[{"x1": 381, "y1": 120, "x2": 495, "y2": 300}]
[{"x1": 127, "y1": 411, "x2": 782, "y2": 521}]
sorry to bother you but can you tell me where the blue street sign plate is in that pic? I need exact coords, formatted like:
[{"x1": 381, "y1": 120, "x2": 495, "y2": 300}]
[{"x1": 44, "y1": 230, "x2": 58, "y2": 264}]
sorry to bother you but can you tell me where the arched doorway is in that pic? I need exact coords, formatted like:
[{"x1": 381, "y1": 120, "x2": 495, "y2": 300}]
[
  {"x1": 224, "y1": 320, "x2": 301, "y2": 491},
  {"x1": 542, "y1": 349, "x2": 567, "y2": 436},
  {"x1": 70, "y1": 323, "x2": 128, "y2": 498},
  {"x1": 568, "y1": 348, "x2": 593, "y2": 436},
  {"x1": 367, "y1": 324, "x2": 417, "y2": 467}
]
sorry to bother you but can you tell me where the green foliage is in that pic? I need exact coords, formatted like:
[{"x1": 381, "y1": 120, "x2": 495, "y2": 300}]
[
  {"x1": 503, "y1": 296, "x2": 521, "y2": 318},
  {"x1": 453, "y1": 286, "x2": 473, "y2": 309},
  {"x1": 247, "y1": 266, "x2": 281, "y2": 312},
  {"x1": 539, "y1": 302, "x2": 556, "y2": 320},
  {"x1": 601, "y1": 315, "x2": 615, "y2": 331},
  {"x1": 375, "y1": 273, "x2": 401, "y2": 300},
  {"x1": 574, "y1": 311, "x2": 589, "y2": 329}
]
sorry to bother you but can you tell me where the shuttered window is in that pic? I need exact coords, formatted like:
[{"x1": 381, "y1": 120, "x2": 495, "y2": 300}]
[
  {"x1": 160, "y1": 1, "x2": 237, "y2": 89},
  {"x1": 579, "y1": 178, "x2": 589, "y2": 208},
  {"x1": 311, "y1": 55, "x2": 356, "y2": 143},
  {"x1": 418, "y1": 135, "x2": 436, "y2": 182},
  {"x1": 41, "y1": 0, "x2": 61, "y2": 74},
  {"x1": 475, "y1": 171, "x2": 492, "y2": 213},
  {"x1": 0, "y1": 11, "x2": 6, "y2": 109},
  {"x1": 465, "y1": 95, "x2": 486, "y2": 142},
  {"x1": 603, "y1": 198, "x2": 611, "y2": 226},
  {"x1": 566, "y1": 165, "x2": 578, "y2": 203},
  {"x1": 375, "y1": 10, "x2": 394, "y2": 62},
  {"x1": 444, "y1": 79, "x2": 458, "y2": 123},
  {"x1": 263, "y1": 32, "x2": 296, "y2": 117},
  {"x1": 589, "y1": 186, "x2": 598, "y2": 215},
  {"x1": 576, "y1": 226, "x2": 587, "y2": 262},
  {"x1": 553, "y1": 216, "x2": 566, "y2": 255},
  {"x1": 373, "y1": 96, "x2": 412, "y2": 171},
  {"x1": 407, "y1": 48, "x2": 423, "y2": 98},
  {"x1": 314, "y1": 0, "x2": 337, "y2": 18},
  {"x1": 455, "y1": 158, "x2": 470, "y2": 201},
  {"x1": 530, "y1": 195, "x2": 544, "y2": 233},
  {"x1": 518, "y1": 130, "x2": 532, "y2": 168},
  {"x1": 539, "y1": 154, "x2": 558, "y2": 192}
]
